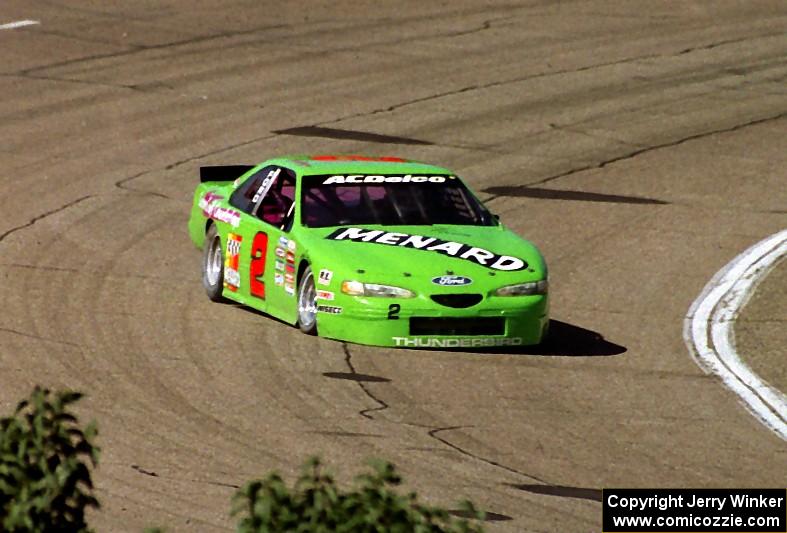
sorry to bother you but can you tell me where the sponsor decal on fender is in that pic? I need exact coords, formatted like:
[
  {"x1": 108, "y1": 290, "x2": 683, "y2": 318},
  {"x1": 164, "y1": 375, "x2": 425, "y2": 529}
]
[
  {"x1": 392, "y1": 337, "x2": 523, "y2": 348},
  {"x1": 274, "y1": 273, "x2": 284, "y2": 286},
  {"x1": 200, "y1": 192, "x2": 241, "y2": 227},
  {"x1": 198, "y1": 192, "x2": 223, "y2": 210},
  {"x1": 275, "y1": 259, "x2": 285, "y2": 271},
  {"x1": 316, "y1": 290, "x2": 334, "y2": 301},
  {"x1": 318, "y1": 269, "x2": 333, "y2": 285},
  {"x1": 277, "y1": 236, "x2": 297, "y2": 253},
  {"x1": 284, "y1": 283, "x2": 295, "y2": 295},
  {"x1": 224, "y1": 233, "x2": 242, "y2": 291},
  {"x1": 321, "y1": 174, "x2": 456, "y2": 185},
  {"x1": 326, "y1": 228, "x2": 527, "y2": 271},
  {"x1": 317, "y1": 305, "x2": 342, "y2": 314},
  {"x1": 275, "y1": 247, "x2": 286, "y2": 258},
  {"x1": 225, "y1": 270, "x2": 240, "y2": 289},
  {"x1": 285, "y1": 251, "x2": 295, "y2": 263},
  {"x1": 284, "y1": 272, "x2": 295, "y2": 284}
]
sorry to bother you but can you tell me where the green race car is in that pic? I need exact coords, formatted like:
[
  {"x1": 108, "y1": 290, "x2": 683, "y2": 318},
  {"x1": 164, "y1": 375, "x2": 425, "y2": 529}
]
[{"x1": 188, "y1": 155, "x2": 549, "y2": 348}]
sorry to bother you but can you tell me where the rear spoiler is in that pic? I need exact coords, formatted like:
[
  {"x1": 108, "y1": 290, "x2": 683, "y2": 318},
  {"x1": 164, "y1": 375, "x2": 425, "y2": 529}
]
[{"x1": 199, "y1": 165, "x2": 254, "y2": 183}]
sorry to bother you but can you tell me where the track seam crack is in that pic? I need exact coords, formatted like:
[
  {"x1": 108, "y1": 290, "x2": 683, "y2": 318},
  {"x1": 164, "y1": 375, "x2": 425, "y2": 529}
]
[
  {"x1": 0, "y1": 326, "x2": 80, "y2": 347},
  {"x1": 428, "y1": 426, "x2": 548, "y2": 484},
  {"x1": 0, "y1": 195, "x2": 92, "y2": 243},
  {"x1": 115, "y1": 171, "x2": 171, "y2": 199},
  {"x1": 336, "y1": 348, "x2": 553, "y2": 487},
  {"x1": 484, "y1": 110, "x2": 787, "y2": 202},
  {"x1": 677, "y1": 30, "x2": 785, "y2": 55},
  {"x1": 341, "y1": 343, "x2": 389, "y2": 420}
]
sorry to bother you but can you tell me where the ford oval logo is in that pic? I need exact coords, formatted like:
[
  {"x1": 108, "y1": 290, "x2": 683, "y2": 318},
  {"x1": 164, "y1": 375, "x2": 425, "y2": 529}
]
[{"x1": 431, "y1": 275, "x2": 472, "y2": 286}]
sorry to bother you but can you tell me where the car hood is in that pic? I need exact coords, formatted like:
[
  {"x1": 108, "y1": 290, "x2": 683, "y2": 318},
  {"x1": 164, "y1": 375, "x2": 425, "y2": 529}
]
[{"x1": 295, "y1": 224, "x2": 547, "y2": 288}]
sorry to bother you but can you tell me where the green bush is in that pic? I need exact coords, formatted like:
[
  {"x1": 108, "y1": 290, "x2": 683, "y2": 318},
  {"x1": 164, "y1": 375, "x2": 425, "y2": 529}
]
[
  {"x1": 0, "y1": 387, "x2": 100, "y2": 532},
  {"x1": 1, "y1": 388, "x2": 485, "y2": 532},
  {"x1": 232, "y1": 457, "x2": 484, "y2": 533}
]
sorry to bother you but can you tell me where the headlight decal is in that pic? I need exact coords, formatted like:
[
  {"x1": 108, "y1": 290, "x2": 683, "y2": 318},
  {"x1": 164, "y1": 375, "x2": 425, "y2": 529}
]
[
  {"x1": 494, "y1": 280, "x2": 548, "y2": 296},
  {"x1": 341, "y1": 280, "x2": 415, "y2": 298}
]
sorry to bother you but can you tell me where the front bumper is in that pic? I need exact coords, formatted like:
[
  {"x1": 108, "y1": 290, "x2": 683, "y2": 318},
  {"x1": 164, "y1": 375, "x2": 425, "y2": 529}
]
[{"x1": 316, "y1": 294, "x2": 549, "y2": 349}]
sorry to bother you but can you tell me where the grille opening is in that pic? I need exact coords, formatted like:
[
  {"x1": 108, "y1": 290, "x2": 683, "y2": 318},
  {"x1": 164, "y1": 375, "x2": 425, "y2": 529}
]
[
  {"x1": 410, "y1": 317, "x2": 505, "y2": 336},
  {"x1": 430, "y1": 293, "x2": 483, "y2": 308}
]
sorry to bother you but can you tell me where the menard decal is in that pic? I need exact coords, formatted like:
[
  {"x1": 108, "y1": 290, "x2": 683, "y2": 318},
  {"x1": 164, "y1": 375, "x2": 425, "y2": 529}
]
[{"x1": 326, "y1": 227, "x2": 527, "y2": 271}]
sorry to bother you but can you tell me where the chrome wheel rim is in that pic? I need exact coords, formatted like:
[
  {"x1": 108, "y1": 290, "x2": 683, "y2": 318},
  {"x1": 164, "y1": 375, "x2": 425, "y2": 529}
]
[
  {"x1": 206, "y1": 236, "x2": 222, "y2": 286},
  {"x1": 298, "y1": 272, "x2": 317, "y2": 329}
]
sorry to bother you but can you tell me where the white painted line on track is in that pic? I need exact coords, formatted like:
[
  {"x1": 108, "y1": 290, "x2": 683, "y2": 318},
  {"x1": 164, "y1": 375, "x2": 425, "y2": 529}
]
[
  {"x1": 684, "y1": 229, "x2": 787, "y2": 440},
  {"x1": 0, "y1": 20, "x2": 40, "y2": 30}
]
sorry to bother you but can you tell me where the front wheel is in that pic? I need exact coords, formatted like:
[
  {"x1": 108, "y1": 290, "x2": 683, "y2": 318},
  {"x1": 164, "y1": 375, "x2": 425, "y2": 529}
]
[
  {"x1": 202, "y1": 224, "x2": 224, "y2": 302},
  {"x1": 297, "y1": 265, "x2": 318, "y2": 335}
]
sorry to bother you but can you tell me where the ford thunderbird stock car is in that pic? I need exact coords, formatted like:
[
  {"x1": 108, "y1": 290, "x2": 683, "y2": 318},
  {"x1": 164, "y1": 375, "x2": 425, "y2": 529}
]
[{"x1": 188, "y1": 155, "x2": 549, "y2": 348}]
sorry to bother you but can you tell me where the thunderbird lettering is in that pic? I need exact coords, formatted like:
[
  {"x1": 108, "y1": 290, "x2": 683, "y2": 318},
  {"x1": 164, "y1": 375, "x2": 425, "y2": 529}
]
[{"x1": 392, "y1": 337, "x2": 524, "y2": 348}]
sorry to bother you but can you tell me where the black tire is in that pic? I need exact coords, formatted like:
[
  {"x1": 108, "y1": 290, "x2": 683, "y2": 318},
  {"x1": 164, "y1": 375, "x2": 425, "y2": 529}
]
[
  {"x1": 202, "y1": 224, "x2": 225, "y2": 302},
  {"x1": 297, "y1": 265, "x2": 318, "y2": 335}
]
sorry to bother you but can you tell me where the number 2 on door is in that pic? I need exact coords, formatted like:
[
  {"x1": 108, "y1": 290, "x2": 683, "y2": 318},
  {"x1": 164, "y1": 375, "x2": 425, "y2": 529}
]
[{"x1": 250, "y1": 232, "x2": 268, "y2": 299}]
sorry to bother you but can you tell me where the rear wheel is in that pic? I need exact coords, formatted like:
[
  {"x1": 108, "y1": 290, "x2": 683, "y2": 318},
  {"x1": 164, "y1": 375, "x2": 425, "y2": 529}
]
[
  {"x1": 202, "y1": 225, "x2": 224, "y2": 302},
  {"x1": 297, "y1": 265, "x2": 318, "y2": 335}
]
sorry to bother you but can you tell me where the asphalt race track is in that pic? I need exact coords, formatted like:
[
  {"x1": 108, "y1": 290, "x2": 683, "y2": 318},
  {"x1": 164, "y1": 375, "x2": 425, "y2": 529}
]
[{"x1": 1, "y1": 2, "x2": 786, "y2": 531}]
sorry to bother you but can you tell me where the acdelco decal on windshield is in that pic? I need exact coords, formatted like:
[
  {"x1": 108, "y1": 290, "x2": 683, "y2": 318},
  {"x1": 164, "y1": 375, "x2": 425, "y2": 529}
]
[
  {"x1": 326, "y1": 228, "x2": 527, "y2": 271},
  {"x1": 321, "y1": 174, "x2": 455, "y2": 184}
]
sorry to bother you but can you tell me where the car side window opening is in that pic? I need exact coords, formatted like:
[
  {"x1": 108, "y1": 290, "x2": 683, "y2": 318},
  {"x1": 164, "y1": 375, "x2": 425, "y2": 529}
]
[
  {"x1": 229, "y1": 166, "x2": 277, "y2": 213},
  {"x1": 254, "y1": 169, "x2": 296, "y2": 229},
  {"x1": 229, "y1": 166, "x2": 296, "y2": 230}
]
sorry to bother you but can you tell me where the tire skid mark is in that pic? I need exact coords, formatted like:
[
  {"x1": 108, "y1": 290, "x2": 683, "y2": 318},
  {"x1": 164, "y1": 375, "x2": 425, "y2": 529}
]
[
  {"x1": 319, "y1": 30, "x2": 784, "y2": 128},
  {"x1": 3, "y1": 262, "x2": 190, "y2": 285},
  {"x1": 13, "y1": 71, "x2": 142, "y2": 92},
  {"x1": 504, "y1": 483, "x2": 602, "y2": 502},
  {"x1": 447, "y1": 508, "x2": 513, "y2": 522},
  {"x1": 18, "y1": 23, "x2": 291, "y2": 76},
  {"x1": 322, "y1": 54, "x2": 665, "y2": 126},
  {"x1": 19, "y1": 3, "x2": 518, "y2": 77},
  {"x1": 131, "y1": 464, "x2": 241, "y2": 489},
  {"x1": 163, "y1": 133, "x2": 279, "y2": 172}
]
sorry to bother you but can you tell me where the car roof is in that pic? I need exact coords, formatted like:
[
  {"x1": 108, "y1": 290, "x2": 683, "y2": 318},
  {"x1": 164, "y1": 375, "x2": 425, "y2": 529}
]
[{"x1": 266, "y1": 154, "x2": 455, "y2": 176}]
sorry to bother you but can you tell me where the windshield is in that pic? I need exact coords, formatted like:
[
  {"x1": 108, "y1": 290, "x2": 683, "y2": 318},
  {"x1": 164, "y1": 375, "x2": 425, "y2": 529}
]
[{"x1": 301, "y1": 174, "x2": 494, "y2": 228}]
